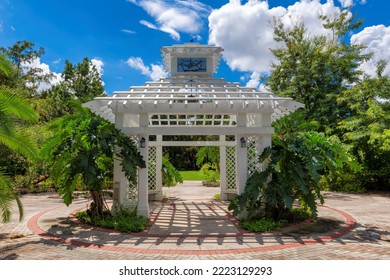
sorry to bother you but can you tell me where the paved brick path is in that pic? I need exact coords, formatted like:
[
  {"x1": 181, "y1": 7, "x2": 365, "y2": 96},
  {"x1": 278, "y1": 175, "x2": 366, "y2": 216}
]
[{"x1": 1, "y1": 182, "x2": 389, "y2": 260}]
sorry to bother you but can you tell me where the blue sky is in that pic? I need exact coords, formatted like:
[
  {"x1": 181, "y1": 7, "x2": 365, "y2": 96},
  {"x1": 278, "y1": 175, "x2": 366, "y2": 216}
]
[{"x1": 1, "y1": 0, "x2": 389, "y2": 94}]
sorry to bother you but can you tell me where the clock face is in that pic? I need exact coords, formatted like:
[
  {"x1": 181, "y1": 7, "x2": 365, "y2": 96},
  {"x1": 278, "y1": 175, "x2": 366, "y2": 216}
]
[{"x1": 177, "y1": 58, "x2": 207, "y2": 72}]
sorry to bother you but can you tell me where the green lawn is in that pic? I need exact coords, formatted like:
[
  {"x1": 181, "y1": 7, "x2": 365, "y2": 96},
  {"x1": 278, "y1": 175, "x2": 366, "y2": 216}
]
[{"x1": 179, "y1": 170, "x2": 207, "y2": 181}]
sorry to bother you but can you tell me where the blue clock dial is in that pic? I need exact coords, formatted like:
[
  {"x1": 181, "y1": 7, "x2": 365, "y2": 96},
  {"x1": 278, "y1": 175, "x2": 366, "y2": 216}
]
[{"x1": 177, "y1": 58, "x2": 207, "y2": 72}]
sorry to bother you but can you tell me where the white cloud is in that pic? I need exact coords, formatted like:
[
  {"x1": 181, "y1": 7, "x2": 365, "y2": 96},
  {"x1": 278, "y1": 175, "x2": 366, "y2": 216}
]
[
  {"x1": 91, "y1": 58, "x2": 104, "y2": 76},
  {"x1": 208, "y1": 0, "x2": 344, "y2": 73},
  {"x1": 338, "y1": 0, "x2": 353, "y2": 7},
  {"x1": 127, "y1": 56, "x2": 167, "y2": 81},
  {"x1": 128, "y1": 0, "x2": 211, "y2": 40},
  {"x1": 52, "y1": 58, "x2": 61, "y2": 65},
  {"x1": 21, "y1": 58, "x2": 63, "y2": 92},
  {"x1": 121, "y1": 29, "x2": 136, "y2": 34},
  {"x1": 351, "y1": 25, "x2": 390, "y2": 76},
  {"x1": 245, "y1": 72, "x2": 261, "y2": 89},
  {"x1": 140, "y1": 19, "x2": 180, "y2": 40}
]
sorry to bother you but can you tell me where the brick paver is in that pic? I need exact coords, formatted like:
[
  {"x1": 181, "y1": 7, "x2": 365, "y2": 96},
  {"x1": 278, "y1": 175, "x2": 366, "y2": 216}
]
[{"x1": 1, "y1": 184, "x2": 390, "y2": 260}]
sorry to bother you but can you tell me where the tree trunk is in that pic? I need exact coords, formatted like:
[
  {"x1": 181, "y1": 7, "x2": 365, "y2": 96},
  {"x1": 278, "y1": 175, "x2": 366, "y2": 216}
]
[{"x1": 89, "y1": 190, "x2": 107, "y2": 218}]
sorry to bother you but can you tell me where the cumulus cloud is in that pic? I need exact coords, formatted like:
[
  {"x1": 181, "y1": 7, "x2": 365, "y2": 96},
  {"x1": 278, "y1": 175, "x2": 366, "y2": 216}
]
[
  {"x1": 21, "y1": 58, "x2": 63, "y2": 92},
  {"x1": 91, "y1": 58, "x2": 104, "y2": 76},
  {"x1": 208, "y1": 0, "x2": 344, "y2": 74},
  {"x1": 127, "y1": 56, "x2": 167, "y2": 81},
  {"x1": 245, "y1": 72, "x2": 261, "y2": 89},
  {"x1": 351, "y1": 25, "x2": 390, "y2": 77},
  {"x1": 128, "y1": 0, "x2": 211, "y2": 40}
]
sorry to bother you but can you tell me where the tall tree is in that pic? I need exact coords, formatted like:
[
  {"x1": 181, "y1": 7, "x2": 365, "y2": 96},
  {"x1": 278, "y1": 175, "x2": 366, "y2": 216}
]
[
  {"x1": 266, "y1": 10, "x2": 370, "y2": 132},
  {"x1": 337, "y1": 61, "x2": 390, "y2": 189},
  {"x1": 61, "y1": 58, "x2": 105, "y2": 102},
  {"x1": 0, "y1": 40, "x2": 50, "y2": 95},
  {"x1": 0, "y1": 54, "x2": 39, "y2": 222}
]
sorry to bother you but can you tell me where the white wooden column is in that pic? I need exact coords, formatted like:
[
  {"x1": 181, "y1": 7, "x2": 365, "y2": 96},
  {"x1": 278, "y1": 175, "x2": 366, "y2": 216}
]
[
  {"x1": 155, "y1": 135, "x2": 163, "y2": 200},
  {"x1": 259, "y1": 113, "x2": 273, "y2": 171},
  {"x1": 112, "y1": 113, "x2": 129, "y2": 213},
  {"x1": 219, "y1": 135, "x2": 228, "y2": 200},
  {"x1": 137, "y1": 113, "x2": 149, "y2": 217},
  {"x1": 236, "y1": 113, "x2": 248, "y2": 195}
]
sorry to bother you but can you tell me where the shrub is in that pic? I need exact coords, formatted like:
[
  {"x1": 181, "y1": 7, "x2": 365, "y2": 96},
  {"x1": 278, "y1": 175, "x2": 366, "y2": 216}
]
[
  {"x1": 240, "y1": 219, "x2": 286, "y2": 233},
  {"x1": 76, "y1": 208, "x2": 149, "y2": 233}
]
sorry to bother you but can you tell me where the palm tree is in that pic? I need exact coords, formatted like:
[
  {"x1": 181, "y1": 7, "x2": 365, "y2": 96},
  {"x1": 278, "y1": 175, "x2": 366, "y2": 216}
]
[{"x1": 0, "y1": 54, "x2": 38, "y2": 222}]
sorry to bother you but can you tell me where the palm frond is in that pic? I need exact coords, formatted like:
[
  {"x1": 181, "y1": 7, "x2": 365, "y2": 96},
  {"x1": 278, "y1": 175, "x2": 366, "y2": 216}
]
[
  {"x1": 0, "y1": 171, "x2": 23, "y2": 223},
  {"x1": 0, "y1": 129, "x2": 39, "y2": 161},
  {"x1": 0, "y1": 89, "x2": 38, "y2": 123},
  {"x1": 0, "y1": 54, "x2": 14, "y2": 77}
]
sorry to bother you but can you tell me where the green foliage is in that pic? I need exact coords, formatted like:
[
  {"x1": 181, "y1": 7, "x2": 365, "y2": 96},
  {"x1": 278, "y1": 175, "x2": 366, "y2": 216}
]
[
  {"x1": 0, "y1": 53, "x2": 39, "y2": 222},
  {"x1": 336, "y1": 63, "x2": 390, "y2": 189},
  {"x1": 200, "y1": 163, "x2": 220, "y2": 185},
  {"x1": 42, "y1": 102, "x2": 145, "y2": 217},
  {"x1": 0, "y1": 170, "x2": 23, "y2": 223},
  {"x1": 76, "y1": 208, "x2": 149, "y2": 233},
  {"x1": 162, "y1": 155, "x2": 183, "y2": 187},
  {"x1": 239, "y1": 218, "x2": 286, "y2": 233},
  {"x1": 61, "y1": 58, "x2": 105, "y2": 103},
  {"x1": 196, "y1": 146, "x2": 220, "y2": 171},
  {"x1": 229, "y1": 112, "x2": 360, "y2": 220},
  {"x1": 0, "y1": 40, "x2": 48, "y2": 95},
  {"x1": 267, "y1": 13, "x2": 370, "y2": 131}
]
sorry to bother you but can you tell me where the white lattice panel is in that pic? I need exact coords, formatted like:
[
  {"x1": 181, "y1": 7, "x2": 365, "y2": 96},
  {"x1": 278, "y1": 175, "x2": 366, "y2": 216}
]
[
  {"x1": 247, "y1": 136, "x2": 261, "y2": 176},
  {"x1": 226, "y1": 146, "x2": 237, "y2": 190},
  {"x1": 148, "y1": 146, "x2": 157, "y2": 191},
  {"x1": 149, "y1": 114, "x2": 236, "y2": 127}
]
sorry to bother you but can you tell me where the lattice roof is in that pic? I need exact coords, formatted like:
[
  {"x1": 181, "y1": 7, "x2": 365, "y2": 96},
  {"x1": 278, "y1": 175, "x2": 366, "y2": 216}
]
[
  {"x1": 85, "y1": 43, "x2": 303, "y2": 127},
  {"x1": 84, "y1": 76, "x2": 304, "y2": 124}
]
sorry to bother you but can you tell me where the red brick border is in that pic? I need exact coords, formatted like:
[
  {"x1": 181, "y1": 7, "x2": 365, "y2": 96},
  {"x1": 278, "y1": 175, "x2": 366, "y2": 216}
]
[{"x1": 27, "y1": 204, "x2": 357, "y2": 255}]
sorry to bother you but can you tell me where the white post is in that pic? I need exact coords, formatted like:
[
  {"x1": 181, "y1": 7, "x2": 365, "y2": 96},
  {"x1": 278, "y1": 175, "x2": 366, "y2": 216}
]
[
  {"x1": 236, "y1": 113, "x2": 248, "y2": 195},
  {"x1": 137, "y1": 113, "x2": 149, "y2": 217},
  {"x1": 219, "y1": 135, "x2": 227, "y2": 200},
  {"x1": 155, "y1": 135, "x2": 163, "y2": 200},
  {"x1": 259, "y1": 113, "x2": 273, "y2": 171},
  {"x1": 112, "y1": 113, "x2": 129, "y2": 213}
]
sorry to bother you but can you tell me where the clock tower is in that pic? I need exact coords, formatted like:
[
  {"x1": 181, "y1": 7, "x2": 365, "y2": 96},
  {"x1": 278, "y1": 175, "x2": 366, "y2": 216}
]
[{"x1": 161, "y1": 43, "x2": 223, "y2": 78}]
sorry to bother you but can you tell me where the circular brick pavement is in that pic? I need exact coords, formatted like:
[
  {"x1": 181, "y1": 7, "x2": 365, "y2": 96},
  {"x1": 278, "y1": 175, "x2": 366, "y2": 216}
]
[{"x1": 1, "y1": 185, "x2": 390, "y2": 260}]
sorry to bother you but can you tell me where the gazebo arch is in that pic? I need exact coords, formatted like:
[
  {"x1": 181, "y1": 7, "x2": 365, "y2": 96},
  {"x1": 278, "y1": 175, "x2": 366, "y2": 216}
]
[{"x1": 84, "y1": 43, "x2": 303, "y2": 217}]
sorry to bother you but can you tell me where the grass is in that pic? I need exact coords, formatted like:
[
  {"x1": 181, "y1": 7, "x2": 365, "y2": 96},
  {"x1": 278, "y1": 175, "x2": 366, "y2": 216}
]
[{"x1": 179, "y1": 170, "x2": 208, "y2": 181}]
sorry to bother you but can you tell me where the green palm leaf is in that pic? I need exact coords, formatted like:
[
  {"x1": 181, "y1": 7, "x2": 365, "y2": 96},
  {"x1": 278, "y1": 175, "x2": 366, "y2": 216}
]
[
  {"x1": 0, "y1": 129, "x2": 39, "y2": 161},
  {"x1": 0, "y1": 89, "x2": 38, "y2": 122},
  {"x1": 0, "y1": 171, "x2": 23, "y2": 222}
]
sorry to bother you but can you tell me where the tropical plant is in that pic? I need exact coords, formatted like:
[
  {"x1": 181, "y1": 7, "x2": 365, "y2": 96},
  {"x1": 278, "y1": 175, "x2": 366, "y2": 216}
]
[
  {"x1": 41, "y1": 102, "x2": 145, "y2": 218},
  {"x1": 200, "y1": 162, "x2": 220, "y2": 186},
  {"x1": 229, "y1": 111, "x2": 360, "y2": 220},
  {"x1": 196, "y1": 146, "x2": 220, "y2": 172},
  {"x1": 161, "y1": 155, "x2": 183, "y2": 187},
  {"x1": 0, "y1": 54, "x2": 39, "y2": 222}
]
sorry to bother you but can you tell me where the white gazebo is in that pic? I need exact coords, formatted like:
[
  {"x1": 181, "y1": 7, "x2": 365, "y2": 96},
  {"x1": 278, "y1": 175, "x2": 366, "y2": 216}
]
[{"x1": 84, "y1": 43, "x2": 303, "y2": 217}]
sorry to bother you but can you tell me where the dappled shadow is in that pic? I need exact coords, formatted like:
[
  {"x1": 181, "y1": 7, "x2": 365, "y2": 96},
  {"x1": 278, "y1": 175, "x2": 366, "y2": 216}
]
[
  {"x1": 322, "y1": 192, "x2": 360, "y2": 202},
  {"x1": 334, "y1": 223, "x2": 390, "y2": 245}
]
